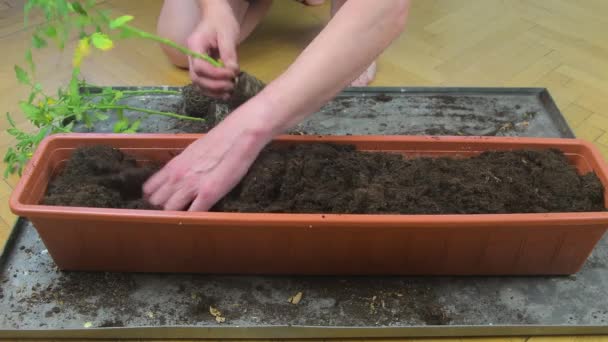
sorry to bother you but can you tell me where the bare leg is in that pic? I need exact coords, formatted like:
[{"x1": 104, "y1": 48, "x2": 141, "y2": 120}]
[
  {"x1": 157, "y1": 0, "x2": 273, "y2": 68},
  {"x1": 331, "y1": 0, "x2": 377, "y2": 86}
]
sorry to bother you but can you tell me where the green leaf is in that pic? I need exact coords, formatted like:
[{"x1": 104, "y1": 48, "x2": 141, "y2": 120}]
[
  {"x1": 25, "y1": 50, "x2": 34, "y2": 73},
  {"x1": 6, "y1": 112, "x2": 16, "y2": 128},
  {"x1": 76, "y1": 14, "x2": 92, "y2": 28},
  {"x1": 45, "y1": 25, "x2": 57, "y2": 38},
  {"x1": 32, "y1": 34, "x2": 47, "y2": 49},
  {"x1": 109, "y1": 15, "x2": 134, "y2": 29},
  {"x1": 36, "y1": 126, "x2": 51, "y2": 141},
  {"x1": 111, "y1": 90, "x2": 123, "y2": 103},
  {"x1": 7, "y1": 128, "x2": 20, "y2": 136},
  {"x1": 90, "y1": 32, "x2": 113, "y2": 50},
  {"x1": 113, "y1": 117, "x2": 129, "y2": 133},
  {"x1": 4, "y1": 147, "x2": 14, "y2": 163},
  {"x1": 95, "y1": 113, "x2": 109, "y2": 120},
  {"x1": 83, "y1": 112, "x2": 93, "y2": 128},
  {"x1": 19, "y1": 102, "x2": 40, "y2": 119},
  {"x1": 4, "y1": 161, "x2": 14, "y2": 178},
  {"x1": 129, "y1": 119, "x2": 141, "y2": 131},
  {"x1": 98, "y1": 9, "x2": 111, "y2": 23},
  {"x1": 53, "y1": 104, "x2": 69, "y2": 119},
  {"x1": 27, "y1": 91, "x2": 36, "y2": 104},
  {"x1": 57, "y1": 0, "x2": 70, "y2": 16},
  {"x1": 64, "y1": 121, "x2": 75, "y2": 132},
  {"x1": 71, "y1": 1, "x2": 88, "y2": 16},
  {"x1": 6, "y1": 128, "x2": 21, "y2": 137},
  {"x1": 14, "y1": 65, "x2": 30, "y2": 85}
]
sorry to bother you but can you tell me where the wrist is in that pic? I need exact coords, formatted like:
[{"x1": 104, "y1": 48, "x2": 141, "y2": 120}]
[{"x1": 219, "y1": 94, "x2": 278, "y2": 150}]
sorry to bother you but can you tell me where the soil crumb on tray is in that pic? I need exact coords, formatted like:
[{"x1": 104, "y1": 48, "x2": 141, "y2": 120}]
[{"x1": 43, "y1": 144, "x2": 606, "y2": 214}]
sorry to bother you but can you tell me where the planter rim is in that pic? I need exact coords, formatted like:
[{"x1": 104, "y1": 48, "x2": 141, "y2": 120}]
[{"x1": 10, "y1": 133, "x2": 608, "y2": 226}]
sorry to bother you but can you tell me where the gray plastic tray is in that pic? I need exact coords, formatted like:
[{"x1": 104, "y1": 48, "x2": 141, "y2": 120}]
[
  {"x1": 3, "y1": 87, "x2": 606, "y2": 339},
  {"x1": 70, "y1": 86, "x2": 574, "y2": 138}
]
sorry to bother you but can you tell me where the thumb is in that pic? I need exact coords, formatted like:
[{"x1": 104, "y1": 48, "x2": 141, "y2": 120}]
[
  {"x1": 217, "y1": 36, "x2": 239, "y2": 75},
  {"x1": 186, "y1": 32, "x2": 215, "y2": 69}
]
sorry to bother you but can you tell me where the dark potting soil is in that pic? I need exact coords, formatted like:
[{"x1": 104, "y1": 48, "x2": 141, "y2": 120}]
[
  {"x1": 43, "y1": 144, "x2": 606, "y2": 214},
  {"x1": 43, "y1": 145, "x2": 159, "y2": 209}
]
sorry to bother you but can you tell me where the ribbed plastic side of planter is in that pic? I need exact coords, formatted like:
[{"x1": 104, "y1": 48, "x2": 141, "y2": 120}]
[{"x1": 10, "y1": 133, "x2": 608, "y2": 275}]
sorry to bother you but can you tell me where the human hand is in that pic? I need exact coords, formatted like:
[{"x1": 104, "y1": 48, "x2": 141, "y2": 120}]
[
  {"x1": 186, "y1": 3, "x2": 240, "y2": 100},
  {"x1": 143, "y1": 110, "x2": 272, "y2": 211}
]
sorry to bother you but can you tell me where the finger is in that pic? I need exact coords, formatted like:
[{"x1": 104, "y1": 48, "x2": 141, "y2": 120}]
[
  {"x1": 217, "y1": 35, "x2": 239, "y2": 73},
  {"x1": 188, "y1": 57, "x2": 199, "y2": 85},
  {"x1": 188, "y1": 55, "x2": 200, "y2": 79},
  {"x1": 188, "y1": 56, "x2": 195, "y2": 76},
  {"x1": 143, "y1": 170, "x2": 168, "y2": 198},
  {"x1": 164, "y1": 186, "x2": 197, "y2": 211},
  {"x1": 187, "y1": 179, "x2": 223, "y2": 212},
  {"x1": 187, "y1": 33, "x2": 233, "y2": 79},
  {"x1": 189, "y1": 66, "x2": 231, "y2": 99},
  {"x1": 193, "y1": 77, "x2": 235, "y2": 94},
  {"x1": 188, "y1": 194, "x2": 213, "y2": 212},
  {"x1": 148, "y1": 183, "x2": 177, "y2": 208},
  {"x1": 191, "y1": 59, "x2": 236, "y2": 81}
]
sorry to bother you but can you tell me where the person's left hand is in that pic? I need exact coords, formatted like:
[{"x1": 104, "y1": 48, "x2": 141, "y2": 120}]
[{"x1": 143, "y1": 115, "x2": 271, "y2": 211}]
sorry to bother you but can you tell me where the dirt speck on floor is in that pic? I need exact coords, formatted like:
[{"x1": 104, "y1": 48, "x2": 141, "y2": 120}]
[{"x1": 21, "y1": 272, "x2": 139, "y2": 318}]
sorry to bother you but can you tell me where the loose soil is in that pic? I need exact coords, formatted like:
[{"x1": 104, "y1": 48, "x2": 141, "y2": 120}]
[
  {"x1": 43, "y1": 143, "x2": 606, "y2": 214},
  {"x1": 43, "y1": 145, "x2": 159, "y2": 209}
]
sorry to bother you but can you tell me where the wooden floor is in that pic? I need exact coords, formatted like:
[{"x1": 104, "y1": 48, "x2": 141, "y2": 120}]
[{"x1": 1, "y1": 0, "x2": 608, "y2": 340}]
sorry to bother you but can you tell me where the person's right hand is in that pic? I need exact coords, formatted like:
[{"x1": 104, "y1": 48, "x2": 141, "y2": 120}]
[{"x1": 186, "y1": 3, "x2": 240, "y2": 100}]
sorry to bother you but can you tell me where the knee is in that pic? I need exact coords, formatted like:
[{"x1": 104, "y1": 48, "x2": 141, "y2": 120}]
[
  {"x1": 159, "y1": 43, "x2": 189, "y2": 69},
  {"x1": 391, "y1": 0, "x2": 411, "y2": 34},
  {"x1": 156, "y1": 1, "x2": 193, "y2": 69}
]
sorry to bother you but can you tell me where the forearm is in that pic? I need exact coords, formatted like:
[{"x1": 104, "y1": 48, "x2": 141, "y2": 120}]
[{"x1": 232, "y1": 0, "x2": 410, "y2": 138}]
